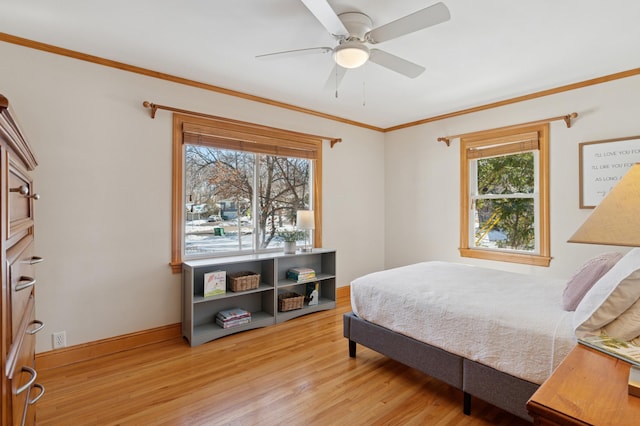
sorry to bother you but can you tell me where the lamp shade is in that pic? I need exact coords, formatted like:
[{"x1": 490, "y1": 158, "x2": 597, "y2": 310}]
[
  {"x1": 296, "y1": 210, "x2": 315, "y2": 230},
  {"x1": 568, "y1": 163, "x2": 640, "y2": 246},
  {"x1": 334, "y1": 41, "x2": 369, "y2": 69}
]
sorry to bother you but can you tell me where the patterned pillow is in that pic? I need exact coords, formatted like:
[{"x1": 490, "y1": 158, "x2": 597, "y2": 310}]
[{"x1": 562, "y1": 252, "x2": 623, "y2": 311}]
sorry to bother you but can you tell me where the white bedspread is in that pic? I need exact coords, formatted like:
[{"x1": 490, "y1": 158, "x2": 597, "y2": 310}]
[{"x1": 350, "y1": 261, "x2": 576, "y2": 384}]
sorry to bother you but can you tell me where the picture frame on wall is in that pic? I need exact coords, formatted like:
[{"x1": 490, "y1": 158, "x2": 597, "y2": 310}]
[{"x1": 579, "y1": 135, "x2": 640, "y2": 209}]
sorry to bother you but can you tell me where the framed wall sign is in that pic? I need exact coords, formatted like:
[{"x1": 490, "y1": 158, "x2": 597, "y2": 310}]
[{"x1": 579, "y1": 135, "x2": 640, "y2": 208}]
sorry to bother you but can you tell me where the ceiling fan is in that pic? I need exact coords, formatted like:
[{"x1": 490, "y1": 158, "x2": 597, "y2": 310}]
[{"x1": 256, "y1": 0, "x2": 450, "y2": 87}]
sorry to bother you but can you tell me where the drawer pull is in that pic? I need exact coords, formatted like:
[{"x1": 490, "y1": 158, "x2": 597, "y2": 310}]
[
  {"x1": 16, "y1": 366, "x2": 37, "y2": 395},
  {"x1": 28, "y1": 383, "x2": 45, "y2": 405},
  {"x1": 15, "y1": 276, "x2": 36, "y2": 292},
  {"x1": 29, "y1": 256, "x2": 44, "y2": 265},
  {"x1": 10, "y1": 185, "x2": 29, "y2": 196},
  {"x1": 8, "y1": 185, "x2": 38, "y2": 199},
  {"x1": 27, "y1": 320, "x2": 45, "y2": 335}
]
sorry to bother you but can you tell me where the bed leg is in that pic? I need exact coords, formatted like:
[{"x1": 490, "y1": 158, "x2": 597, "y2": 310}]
[
  {"x1": 348, "y1": 340, "x2": 356, "y2": 357},
  {"x1": 463, "y1": 392, "x2": 471, "y2": 415}
]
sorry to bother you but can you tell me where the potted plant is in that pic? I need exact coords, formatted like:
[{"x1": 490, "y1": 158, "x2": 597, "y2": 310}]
[{"x1": 277, "y1": 229, "x2": 304, "y2": 254}]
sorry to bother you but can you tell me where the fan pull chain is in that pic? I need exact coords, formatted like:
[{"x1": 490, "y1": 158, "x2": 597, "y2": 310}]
[
  {"x1": 335, "y1": 66, "x2": 339, "y2": 98},
  {"x1": 362, "y1": 81, "x2": 366, "y2": 106}
]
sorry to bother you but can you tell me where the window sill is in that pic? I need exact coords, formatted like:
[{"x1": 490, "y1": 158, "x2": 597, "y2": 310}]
[
  {"x1": 459, "y1": 248, "x2": 551, "y2": 267},
  {"x1": 170, "y1": 261, "x2": 182, "y2": 274}
]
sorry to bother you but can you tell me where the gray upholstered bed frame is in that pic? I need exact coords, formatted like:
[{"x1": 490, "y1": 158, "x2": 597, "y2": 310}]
[{"x1": 343, "y1": 312, "x2": 538, "y2": 422}]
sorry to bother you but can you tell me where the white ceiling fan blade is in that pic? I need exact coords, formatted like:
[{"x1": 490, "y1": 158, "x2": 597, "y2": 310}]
[
  {"x1": 256, "y1": 47, "x2": 333, "y2": 60},
  {"x1": 366, "y1": 2, "x2": 450, "y2": 44},
  {"x1": 369, "y1": 49, "x2": 425, "y2": 78},
  {"x1": 300, "y1": 0, "x2": 349, "y2": 36},
  {"x1": 324, "y1": 64, "x2": 348, "y2": 92}
]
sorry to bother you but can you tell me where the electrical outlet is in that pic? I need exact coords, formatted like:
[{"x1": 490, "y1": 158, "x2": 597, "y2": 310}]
[{"x1": 52, "y1": 331, "x2": 66, "y2": 349}]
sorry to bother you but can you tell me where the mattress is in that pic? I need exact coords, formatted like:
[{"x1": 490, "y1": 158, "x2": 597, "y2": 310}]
[{"x1": 350, "y1": 261, "x2": 576, "y2": 384}]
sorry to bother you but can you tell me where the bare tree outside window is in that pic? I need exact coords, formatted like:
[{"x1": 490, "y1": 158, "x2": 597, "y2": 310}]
[
  {"x1": 258, "y1": 155, "x2": 311, "y2": 248},
  {"x1": 185, "y1": 145, "x2": 312, "y2": 256}
]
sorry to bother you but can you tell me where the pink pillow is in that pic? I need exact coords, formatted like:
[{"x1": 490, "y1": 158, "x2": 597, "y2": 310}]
[{"x1": 562, "y1": 252, "x2": 623, "y2": 311}]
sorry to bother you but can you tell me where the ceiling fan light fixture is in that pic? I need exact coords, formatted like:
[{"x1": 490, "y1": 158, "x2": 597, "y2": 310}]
[{"x1": 334, "y1": 41, "x2": 370, "y2": 69}]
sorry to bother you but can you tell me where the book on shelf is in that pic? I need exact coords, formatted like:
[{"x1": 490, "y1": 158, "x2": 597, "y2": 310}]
[
  {"x1": 578, "y1": 334, "x2": 640, "y2": 367},
  {"x1": 216, "y1": 307, "x2": 251, "y2": 322},
  {"x1": 215, "y1": 316, "x2": 251, "y2": 329},
  {"x1": 203, "y1": 270, "x2": 226, "y2": 297},
  {"x1": 287, "y1": 267, "x2": 316, "y2": 282}
]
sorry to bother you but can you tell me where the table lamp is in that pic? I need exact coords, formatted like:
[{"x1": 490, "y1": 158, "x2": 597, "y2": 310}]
[
  {"x1": 568, "y1": 163, "x2": 640, "y2": 246},
  {"x1": 568, "y1": 162, "x2": 640, "y2": 397},
  {"x1": 296, "y1": 210, "x2": 315, "y2": 252}
]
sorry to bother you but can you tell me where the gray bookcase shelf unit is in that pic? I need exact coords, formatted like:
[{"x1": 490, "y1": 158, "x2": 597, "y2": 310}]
[{"x1": 182, "y1": 249, "x2": 336, "y2": 346}]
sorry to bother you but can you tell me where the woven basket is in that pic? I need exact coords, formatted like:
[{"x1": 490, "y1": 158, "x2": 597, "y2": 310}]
[
  {"x1": 228, "y1": 271, "x2": 260, "y2": 292},
  {"x1": 278, "y1": 292, "x2": 304, "y2": 312}
]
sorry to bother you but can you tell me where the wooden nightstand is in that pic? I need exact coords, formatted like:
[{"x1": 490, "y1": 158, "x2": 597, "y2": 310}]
[{"x1": 527, "y1": 344, "x2": 640, "y2": 425}]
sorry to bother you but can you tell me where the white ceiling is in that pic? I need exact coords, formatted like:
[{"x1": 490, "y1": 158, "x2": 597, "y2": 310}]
[{"x1": 1, "y1": 0, "x2": 639, "y2": 129}]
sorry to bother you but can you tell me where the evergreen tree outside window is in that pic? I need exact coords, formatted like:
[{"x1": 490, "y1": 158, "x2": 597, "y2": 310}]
[{"x1": 459, "y1": 123, "x2": 550, "y2": 266}]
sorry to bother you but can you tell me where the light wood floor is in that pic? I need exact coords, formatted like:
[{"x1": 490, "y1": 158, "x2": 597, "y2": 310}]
[{"x1": 36, "y1": 294, "x2": 530, "y2": 425}]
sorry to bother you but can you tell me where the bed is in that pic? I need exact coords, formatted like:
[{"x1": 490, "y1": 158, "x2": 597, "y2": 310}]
[{"x1": 343, "y1": 251, "x2": 640, "y2": 421}]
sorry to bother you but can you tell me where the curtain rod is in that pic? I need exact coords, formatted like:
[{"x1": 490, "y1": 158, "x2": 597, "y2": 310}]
[
  {"x1": 437, "y1": 112, "x2": 578, "y2": 147},
  {"x1": 142, "y1": 101, "x2": 342, "y2": 148}
]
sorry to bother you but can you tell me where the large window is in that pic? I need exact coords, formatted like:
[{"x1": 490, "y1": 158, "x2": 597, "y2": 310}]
[
  {"x1": 171, "y1": 114, "x2": 322, "y2": 272},
  {"x1": 459, "y1": 123, "x2": 550, "y2": 266}
]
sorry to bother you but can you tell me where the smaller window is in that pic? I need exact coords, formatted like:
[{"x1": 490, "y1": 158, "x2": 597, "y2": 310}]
[{"x1": 459, "y1": 124, "x2": 550, "y2": 266}]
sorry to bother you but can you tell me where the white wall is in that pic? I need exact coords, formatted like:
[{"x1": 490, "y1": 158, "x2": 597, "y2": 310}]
[
  {"x1": 0, "y1": 42, "x2": 385, "y2": 353},
  {"x1": 3, "y1": 39, "x2": 638, "y2": 354},
  {"x1": 384, "y1": 75, "x2": 640, "y2": 278}
]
